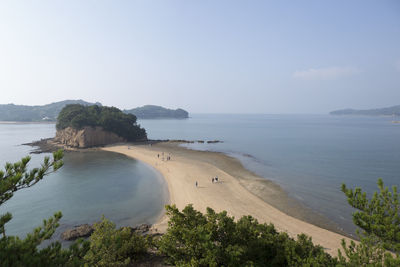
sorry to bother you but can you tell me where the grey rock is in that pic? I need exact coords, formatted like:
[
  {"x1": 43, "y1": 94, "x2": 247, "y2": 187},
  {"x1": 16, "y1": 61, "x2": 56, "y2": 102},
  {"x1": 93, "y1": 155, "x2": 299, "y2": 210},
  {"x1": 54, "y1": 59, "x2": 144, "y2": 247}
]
[{"x1": 61, "y1": 224, "x2": 94, "y2": 241}]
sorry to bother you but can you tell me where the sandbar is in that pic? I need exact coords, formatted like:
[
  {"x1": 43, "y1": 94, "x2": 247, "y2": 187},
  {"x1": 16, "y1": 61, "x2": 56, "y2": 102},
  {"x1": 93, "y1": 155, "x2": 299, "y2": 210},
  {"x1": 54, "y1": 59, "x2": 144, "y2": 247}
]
[{"x1": 102, "y1": 142, "x2": 352, "y2": 256}]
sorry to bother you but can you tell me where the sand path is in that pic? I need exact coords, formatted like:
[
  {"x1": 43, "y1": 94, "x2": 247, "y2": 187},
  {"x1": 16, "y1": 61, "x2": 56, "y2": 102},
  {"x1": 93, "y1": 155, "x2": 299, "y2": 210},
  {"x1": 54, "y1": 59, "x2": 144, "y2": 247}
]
[{"x1": 102, "y1": 143, "x2": 351, "y2": 256}]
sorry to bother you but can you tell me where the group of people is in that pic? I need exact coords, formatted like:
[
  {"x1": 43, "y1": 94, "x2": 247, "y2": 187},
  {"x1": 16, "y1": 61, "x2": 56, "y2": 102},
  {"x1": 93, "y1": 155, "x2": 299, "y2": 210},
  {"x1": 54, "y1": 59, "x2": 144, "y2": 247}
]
[
  {"x1": 195, "y1": 176, "x2": 219, "y2": 188},
  {"x1": 157, "y1": 152, "x2": 171, "y2": 161}
]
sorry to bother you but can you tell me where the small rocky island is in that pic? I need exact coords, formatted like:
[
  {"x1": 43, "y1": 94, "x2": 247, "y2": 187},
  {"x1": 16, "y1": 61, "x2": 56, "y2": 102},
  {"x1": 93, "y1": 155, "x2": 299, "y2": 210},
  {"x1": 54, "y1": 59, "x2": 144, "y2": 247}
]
[{"x1": 54, "y1": 104, "x2": 147, "y2": 148}]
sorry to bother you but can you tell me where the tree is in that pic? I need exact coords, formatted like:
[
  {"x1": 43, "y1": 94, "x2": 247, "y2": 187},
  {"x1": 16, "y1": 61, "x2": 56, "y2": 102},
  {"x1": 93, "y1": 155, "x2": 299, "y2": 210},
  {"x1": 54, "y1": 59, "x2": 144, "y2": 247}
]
[
  {"x1": 0, "y1": 150, "x2": 89, "y2": 266},
  {"x1": 339, "y1": 178, "x2": 400, "y2": 266},
  {"x1": 157, "y1": 204, "x2": 337, "y2": 266},
  {"x1": 83, "y1": 216, "x2": 148, "y2": 266},
  {"x1": 0, "y1": 150, "x2": 64, "y2": 237}
]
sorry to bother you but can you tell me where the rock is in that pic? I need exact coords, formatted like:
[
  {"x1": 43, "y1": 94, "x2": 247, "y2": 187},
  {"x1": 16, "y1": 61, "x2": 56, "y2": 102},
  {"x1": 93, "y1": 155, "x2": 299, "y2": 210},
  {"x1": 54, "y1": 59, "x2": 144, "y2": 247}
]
[
  {"x1": 61, "y1": 223, "x2": 151, "y2": 241},
  {"x1": 55, "y1": 126, "x2": 126, "y2": 148},
  {"x1": 61, "y1": 224, "x2": 94, "y2": 241},
  {"x1": 131, "y1": 223, "x2": 151, "y2": 234}
]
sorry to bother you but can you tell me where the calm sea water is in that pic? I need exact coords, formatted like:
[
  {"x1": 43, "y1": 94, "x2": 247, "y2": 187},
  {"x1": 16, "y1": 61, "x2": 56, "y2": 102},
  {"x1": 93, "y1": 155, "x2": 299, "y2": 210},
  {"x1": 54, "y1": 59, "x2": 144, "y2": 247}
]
[
  {"x1": 1, "y1": 114, "x2": 399, "y2": 237},
  {"x1": 139, "y1": 114, "x2": 400, "y2": 235},
  {"x1": 0, "y1": 123, "x2": 167, "y2": 238}
]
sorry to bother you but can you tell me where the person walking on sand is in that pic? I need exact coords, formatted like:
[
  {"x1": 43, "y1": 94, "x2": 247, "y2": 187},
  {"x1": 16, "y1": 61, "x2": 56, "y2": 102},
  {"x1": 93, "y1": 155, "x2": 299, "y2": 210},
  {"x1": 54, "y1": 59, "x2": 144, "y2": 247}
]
[
  {"x1": 195, "y1": 181, "x2": 198, "y2": 187},
  {"x1": 212, "y1": 178, "x2": 214, "y2": 183}
]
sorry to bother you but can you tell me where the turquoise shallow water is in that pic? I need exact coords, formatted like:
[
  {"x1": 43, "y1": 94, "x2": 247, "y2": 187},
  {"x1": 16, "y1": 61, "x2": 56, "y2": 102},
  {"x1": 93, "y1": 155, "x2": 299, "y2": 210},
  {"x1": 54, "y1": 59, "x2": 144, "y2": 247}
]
[
  {"x1": 139, "y1": 114, "x2": 400, "y2": 235},
  {"x1": 0, "y1": 124, "x2": 167, "y2": 239}
]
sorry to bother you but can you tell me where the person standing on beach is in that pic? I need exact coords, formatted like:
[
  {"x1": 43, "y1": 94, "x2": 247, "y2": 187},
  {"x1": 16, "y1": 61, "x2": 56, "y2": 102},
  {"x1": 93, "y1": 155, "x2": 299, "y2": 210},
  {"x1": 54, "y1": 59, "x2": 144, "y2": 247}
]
[
  {"x1": 195, "y1": 181, "x2": 198, "y2": 187},
  {"x1": 212, "y1": 178, "x2": 214, "y2": 183}
]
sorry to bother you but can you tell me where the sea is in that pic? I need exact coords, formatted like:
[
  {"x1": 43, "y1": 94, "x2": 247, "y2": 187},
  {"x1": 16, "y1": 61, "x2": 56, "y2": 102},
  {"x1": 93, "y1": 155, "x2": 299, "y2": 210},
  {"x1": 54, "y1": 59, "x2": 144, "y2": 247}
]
[
  {"x1": 0, "y1": 123, "x2": 168, "y2": 239},
  {"x1": 0, "y1": 114, "x2": 399, "y2": 238}
]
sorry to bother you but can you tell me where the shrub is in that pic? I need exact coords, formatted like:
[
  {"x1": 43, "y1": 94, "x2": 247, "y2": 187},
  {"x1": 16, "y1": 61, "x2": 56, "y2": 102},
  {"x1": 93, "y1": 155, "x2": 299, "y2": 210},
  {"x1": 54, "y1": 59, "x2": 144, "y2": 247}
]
[
  {"x1": 83, "y1": 216, "x2": 148, "y2": 266},
  {"x1": 157, "y1": 204, "x2": 337, "y2": 266}
]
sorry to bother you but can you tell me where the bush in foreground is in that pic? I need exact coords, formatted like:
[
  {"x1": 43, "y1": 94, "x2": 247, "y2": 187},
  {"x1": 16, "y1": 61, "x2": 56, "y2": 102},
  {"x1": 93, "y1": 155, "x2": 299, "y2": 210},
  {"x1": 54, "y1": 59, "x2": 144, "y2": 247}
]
[
  {"x1": 83, "y1": 216, "x2": 148, "y2": 266},
  {"x1": 338, "y1": 178, "x2": 400, "y2": 266},
  {"x1": 0, "y1": 151, "x2": 90, "y2": 266},
  {"x1": 157, "y1": 204, "x2": 337, "y2": 266}
]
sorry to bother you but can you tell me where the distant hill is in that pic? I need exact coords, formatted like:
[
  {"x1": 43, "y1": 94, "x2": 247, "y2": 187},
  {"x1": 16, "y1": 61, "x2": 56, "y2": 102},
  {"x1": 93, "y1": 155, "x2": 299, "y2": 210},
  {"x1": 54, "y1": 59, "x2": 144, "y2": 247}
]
[
  {"x1": 0, "y1": 101, "x2": 189, "y2": 121},
  {"x1": 0, "y1": 100, "x2": 101, "y2": 122},
  {"x1": 124, "y1": 105, "x2": 189, "y2": 119},
  {"x1": 330, "y1": 105, "x2": 400, "y2": 116}
]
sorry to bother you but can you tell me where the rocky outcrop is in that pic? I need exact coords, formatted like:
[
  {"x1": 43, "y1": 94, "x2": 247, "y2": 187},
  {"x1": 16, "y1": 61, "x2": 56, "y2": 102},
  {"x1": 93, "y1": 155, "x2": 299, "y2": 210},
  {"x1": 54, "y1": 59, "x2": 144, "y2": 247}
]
[
  {"x1": 61, "y1": 223, "x2": 152, "y2": 241},
  {"x1": 131, "y1": 223, "x2": 151, "y2": 234},
  {"x1": 61, "y1": 224, "x2": 94, "y2": 241},
  {"x1": 55, "y1": 126, "x2": 126, "y2": 148}
]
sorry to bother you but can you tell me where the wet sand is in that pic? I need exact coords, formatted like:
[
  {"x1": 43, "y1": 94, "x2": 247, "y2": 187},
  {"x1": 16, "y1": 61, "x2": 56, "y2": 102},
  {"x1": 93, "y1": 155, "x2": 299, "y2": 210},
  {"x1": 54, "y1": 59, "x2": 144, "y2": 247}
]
[{"x1": 102, "y1": 142, "x2": 352, "y2": 256}]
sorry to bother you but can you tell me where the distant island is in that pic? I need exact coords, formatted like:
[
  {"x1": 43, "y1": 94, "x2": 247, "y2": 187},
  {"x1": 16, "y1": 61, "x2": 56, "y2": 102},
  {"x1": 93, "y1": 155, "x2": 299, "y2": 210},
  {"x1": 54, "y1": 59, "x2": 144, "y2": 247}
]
[
  {"x1": 0, "y1": 100, "x2": 189, "y2": 122},
  {"x1": 0, "y1": 100, "x2": 101, "y2": 122},
  {"x1": 124, "y1": 105, "x2": 189, "y2": 119},
  {"x1": 55, "y1": 104, "x2": 147, "y2": 148},
  {"x1": 330, "y1": 105, "x2": 400, "y2": 116}
]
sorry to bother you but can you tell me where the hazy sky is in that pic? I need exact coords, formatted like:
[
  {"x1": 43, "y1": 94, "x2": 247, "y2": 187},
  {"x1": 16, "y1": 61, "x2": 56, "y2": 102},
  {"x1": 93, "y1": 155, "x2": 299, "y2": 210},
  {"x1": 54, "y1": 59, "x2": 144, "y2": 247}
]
[{"x1": 1, "y1": 1, "x2": 399, "y2": 113}]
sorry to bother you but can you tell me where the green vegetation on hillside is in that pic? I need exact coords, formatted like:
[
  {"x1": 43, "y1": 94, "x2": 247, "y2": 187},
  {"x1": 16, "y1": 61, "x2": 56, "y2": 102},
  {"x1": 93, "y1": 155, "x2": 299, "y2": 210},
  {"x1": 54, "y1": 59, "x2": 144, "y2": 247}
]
[
  {"x1": 330, "y1": 105, "x2": 400, "y2": 116},
  {"x1": 56, "y1": 104, "x2": 147, "y2": 141},
  {"x1": 0, "y1": 100, "x2": 189, "y2": 122},
  {"x1": 125, "y1": 105, "x2": 189, "y2": 119},
  {"x1": 0, "y1": 153, "x2": 399, "y2": 266},
  {"x1": 0, "y1": 100, "x2": 100, "y2": 122}
]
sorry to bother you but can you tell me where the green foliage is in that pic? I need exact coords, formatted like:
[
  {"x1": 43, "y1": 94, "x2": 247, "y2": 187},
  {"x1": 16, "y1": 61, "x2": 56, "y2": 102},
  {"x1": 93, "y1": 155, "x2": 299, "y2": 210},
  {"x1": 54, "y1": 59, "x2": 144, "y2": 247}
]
[
  {"x1": 0, "y1": 151, "x2": 90, "y2": 266},
  {"x1": 338, "y1": 179, "x2": 400, "y2": 266},
  {"x1": 157, "y1": 204, "x2": 337, "y2": 266},
  {"x1": 0, "y1": 150, "x2": 64, "y2": 237},
  {"x1": 0, "y1": 212, "x2": 90, "y2": 267},
  {"x1": 56, "y1": 104, "x2": 147, "y2": 141},
  {"x1": 83, "y1": 216, "x2": 148, "y2": 266}
]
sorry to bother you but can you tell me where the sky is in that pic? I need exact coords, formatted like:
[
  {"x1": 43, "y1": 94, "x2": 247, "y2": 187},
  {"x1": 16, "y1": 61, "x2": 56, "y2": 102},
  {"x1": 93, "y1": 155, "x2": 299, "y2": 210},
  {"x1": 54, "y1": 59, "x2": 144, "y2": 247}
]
[{"x1": 0, "y1": 0, "x2": 399, "y2": 114}]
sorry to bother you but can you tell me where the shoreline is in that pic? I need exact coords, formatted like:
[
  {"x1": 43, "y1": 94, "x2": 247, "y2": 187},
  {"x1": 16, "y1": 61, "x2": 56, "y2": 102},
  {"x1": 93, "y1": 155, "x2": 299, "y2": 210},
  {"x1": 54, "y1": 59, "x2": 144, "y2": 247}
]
[{"x1": 102, "y1": 142, "x2": 353, "y2": 256}]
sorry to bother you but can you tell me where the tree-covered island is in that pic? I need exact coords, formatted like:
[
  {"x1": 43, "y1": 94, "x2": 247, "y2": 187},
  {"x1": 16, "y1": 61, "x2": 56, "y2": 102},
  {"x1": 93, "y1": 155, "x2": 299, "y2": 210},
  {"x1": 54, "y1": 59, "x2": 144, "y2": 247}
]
[{"x1": 55, "y1": 104, "x2": 147, "y2": 147}]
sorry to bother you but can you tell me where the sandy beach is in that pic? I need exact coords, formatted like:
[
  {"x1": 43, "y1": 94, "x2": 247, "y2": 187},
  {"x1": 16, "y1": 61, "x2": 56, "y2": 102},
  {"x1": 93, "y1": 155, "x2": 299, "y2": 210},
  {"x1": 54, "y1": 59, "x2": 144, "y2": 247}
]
[{"x1": 102, "y1": 142, "x2": 352, "y2": 256}]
